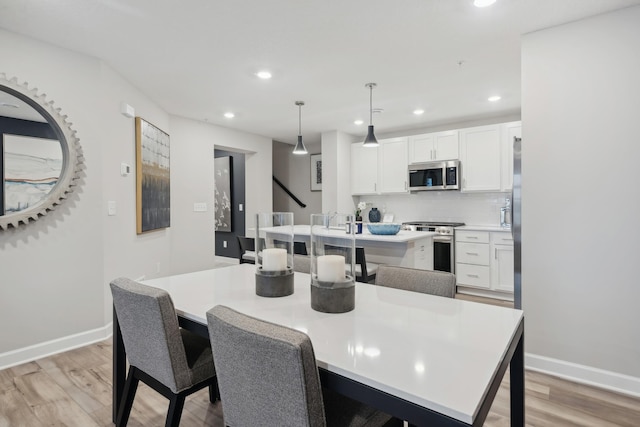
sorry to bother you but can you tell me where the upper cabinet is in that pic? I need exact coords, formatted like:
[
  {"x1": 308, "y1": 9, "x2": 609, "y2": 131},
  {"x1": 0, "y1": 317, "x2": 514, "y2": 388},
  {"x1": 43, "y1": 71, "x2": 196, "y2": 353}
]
[
  {"x1": 351, "y1": 121, "x2": 520, "y2": 195},
  {"x1": 378, "y1": 137, "x2": 408, "y2": 194},
  {"x1": 501, "y1": 121, "x2": 522, "y2": 192},
  {"x1": 351, "y1": 143, "x2": 379, "y2": 195},
  {"x1": 459, "y1": 124, "x2": 502, "y2": 192},
  {"x1": 351, "y1": 137, "x2": 408, "y2": 195},
  {"x1": 408, "y1": 130, "x2": 459, "y2": 163}
]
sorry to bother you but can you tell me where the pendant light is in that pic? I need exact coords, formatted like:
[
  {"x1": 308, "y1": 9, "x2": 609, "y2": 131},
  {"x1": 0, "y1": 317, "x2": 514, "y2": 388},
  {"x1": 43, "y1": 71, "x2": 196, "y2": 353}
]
[
  {"x1": 363, "y1": 83, "x2": 379, "y2": 147},
  {"x1": 293, "y1": 101, "x2": 308, "y2": 155}
]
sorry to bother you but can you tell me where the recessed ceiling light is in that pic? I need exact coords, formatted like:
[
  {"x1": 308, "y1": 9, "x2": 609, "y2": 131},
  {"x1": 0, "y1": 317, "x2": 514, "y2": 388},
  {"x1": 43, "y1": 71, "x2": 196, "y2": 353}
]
[
  {"x1": 354, "y1": 119, "x2": 364, "y2": 125},
  {"x1": 474, "y1": 0, "x2": 497, "y2": 7},
  {"x1": 413, "y1": 109, "x2": 425, "y2": 115},
  {"x1": 488, "y1": 95, "x2": 501, "y2": 102},
  {"x1": 224, "y1": 112, "x2": 235, "y2": 118},
  {"x1": 256, "y1": 70, "x2": 272, "y2": 80}
]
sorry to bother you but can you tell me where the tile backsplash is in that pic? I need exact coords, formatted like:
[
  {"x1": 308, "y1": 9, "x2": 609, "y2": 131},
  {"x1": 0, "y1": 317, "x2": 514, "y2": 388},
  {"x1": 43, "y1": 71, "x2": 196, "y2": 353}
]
[{"x1": 358, "y1": 191, "x2": 510, "y2": 226}]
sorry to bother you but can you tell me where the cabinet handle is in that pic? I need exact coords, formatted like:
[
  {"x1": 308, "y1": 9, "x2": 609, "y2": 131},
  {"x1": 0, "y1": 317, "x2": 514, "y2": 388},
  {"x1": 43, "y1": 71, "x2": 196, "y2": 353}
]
[
  {"x1": 466, "y1": 252, "x2": 479, "y2": 256},
  {"x1": 468, "y1": 236, "x2": 478, "y2": 239},
  {"x1": 405, "y1": 181, "x2": 407, "y2": 190},
  {"x1": 467, "y1": 274, "x2": 479, "y2": 278},
  {"x1": 495, "y1": 248, "x2": 498, "y2": 259},
  {"x1": 374, "y1": 183, "x2": 376, "y2": 192}
]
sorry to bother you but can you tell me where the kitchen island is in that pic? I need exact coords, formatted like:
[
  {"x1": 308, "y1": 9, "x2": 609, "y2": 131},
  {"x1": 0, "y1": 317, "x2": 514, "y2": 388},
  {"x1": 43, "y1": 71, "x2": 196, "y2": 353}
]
[{"x1": 262, "y1": 224, "x2": 436, "y2": 270}]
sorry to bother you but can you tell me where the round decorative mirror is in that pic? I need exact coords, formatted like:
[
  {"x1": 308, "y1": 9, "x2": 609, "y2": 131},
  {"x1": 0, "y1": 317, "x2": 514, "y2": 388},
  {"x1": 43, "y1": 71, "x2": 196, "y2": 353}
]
[{"x1": 0, "y1": 74, "x2": 83, "y2": 230}]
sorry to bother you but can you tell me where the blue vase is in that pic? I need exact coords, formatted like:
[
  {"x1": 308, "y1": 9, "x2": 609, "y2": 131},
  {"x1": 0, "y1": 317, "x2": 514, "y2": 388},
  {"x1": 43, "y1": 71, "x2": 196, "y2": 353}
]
[{"x1": 369, "y1": 207, "x2": 381, "y2": 223}]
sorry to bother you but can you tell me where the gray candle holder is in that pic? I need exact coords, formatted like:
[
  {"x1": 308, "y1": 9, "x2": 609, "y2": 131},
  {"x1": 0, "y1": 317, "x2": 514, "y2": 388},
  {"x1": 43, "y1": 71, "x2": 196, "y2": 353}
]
[
  {"x1": 255, "y1": 267, "x2": 294, "y2": 297},
  {"x1": 310, "y1": 276, "x2": 355, "y2": 313}
]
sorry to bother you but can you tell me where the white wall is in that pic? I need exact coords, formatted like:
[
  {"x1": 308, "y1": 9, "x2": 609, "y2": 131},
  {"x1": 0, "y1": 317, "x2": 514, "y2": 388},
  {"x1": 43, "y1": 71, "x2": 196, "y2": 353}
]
[
  {"x1": 0, "y1": 30, "x2": 273, "y2": 366},
  {"x1": 522, "y1": 6, "x2": 640, "y2": 393},
  {"x1": 272, "y1": 140, "x2": 322, "y2": 225}
]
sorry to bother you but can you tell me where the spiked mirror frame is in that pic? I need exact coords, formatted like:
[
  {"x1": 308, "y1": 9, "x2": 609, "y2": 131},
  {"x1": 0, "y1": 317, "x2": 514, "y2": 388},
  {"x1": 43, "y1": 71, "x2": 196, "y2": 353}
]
[{"x1": 0, "y1": 74, "x2": 84, "y2": 230}]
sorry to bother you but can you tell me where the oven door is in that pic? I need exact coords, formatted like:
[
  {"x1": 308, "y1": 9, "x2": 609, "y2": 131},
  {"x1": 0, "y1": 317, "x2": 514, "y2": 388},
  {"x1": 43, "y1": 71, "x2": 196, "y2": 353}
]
[{"x1": 433, "y1": 235, "x2": 454, "y2": 273}]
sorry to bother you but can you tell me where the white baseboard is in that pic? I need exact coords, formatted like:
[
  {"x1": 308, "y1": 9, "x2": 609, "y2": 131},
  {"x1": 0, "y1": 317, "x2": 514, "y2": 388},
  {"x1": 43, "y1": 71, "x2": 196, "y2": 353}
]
[
  {"x1": 0, "y1": 323, "x2": 113, "y2": 370},
  {"x1": 526, "y1": 352, "x2": 640, "y2": 398}
]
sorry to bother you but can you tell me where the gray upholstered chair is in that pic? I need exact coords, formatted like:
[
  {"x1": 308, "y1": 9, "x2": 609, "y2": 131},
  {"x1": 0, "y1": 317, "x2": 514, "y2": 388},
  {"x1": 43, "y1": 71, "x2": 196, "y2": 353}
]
[
  {"x1": 110, "y1": 278, "x2": 218, "y2": 427},
  {"x1": 374, "y1": 265, "x2": 456, "y2": 298},
  {"x1": 206, "y1": 305, "x2": 400, "y2": 427}
]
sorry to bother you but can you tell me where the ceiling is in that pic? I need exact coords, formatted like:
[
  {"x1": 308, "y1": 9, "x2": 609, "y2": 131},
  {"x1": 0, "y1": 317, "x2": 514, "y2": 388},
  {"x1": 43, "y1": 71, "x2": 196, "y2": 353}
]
[{"x1": 1, "y1": 0, "x2": 639, "y2": 145}]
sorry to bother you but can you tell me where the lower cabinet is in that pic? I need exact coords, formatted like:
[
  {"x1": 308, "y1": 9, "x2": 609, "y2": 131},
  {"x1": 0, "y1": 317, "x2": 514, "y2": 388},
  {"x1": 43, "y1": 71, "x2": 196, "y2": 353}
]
[{"x1": 455, "y1": 230, "x2": 514, "y2": 300}]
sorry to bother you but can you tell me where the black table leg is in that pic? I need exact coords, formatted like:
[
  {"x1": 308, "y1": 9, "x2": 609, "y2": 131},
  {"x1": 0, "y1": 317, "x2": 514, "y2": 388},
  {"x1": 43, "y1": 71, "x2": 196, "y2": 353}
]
[
  {"x1": 113, "y1": 307, "x2": 126, "y2": 424},
  {"x1": 510, "y1": 322, "x2": 525, "y2": 427}
]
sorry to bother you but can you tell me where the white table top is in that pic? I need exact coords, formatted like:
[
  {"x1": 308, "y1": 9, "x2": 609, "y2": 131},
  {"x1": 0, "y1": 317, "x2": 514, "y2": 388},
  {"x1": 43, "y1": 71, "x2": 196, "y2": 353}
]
[{"x1": 143, "y1": 264, "x2": 522, "y2": 424}]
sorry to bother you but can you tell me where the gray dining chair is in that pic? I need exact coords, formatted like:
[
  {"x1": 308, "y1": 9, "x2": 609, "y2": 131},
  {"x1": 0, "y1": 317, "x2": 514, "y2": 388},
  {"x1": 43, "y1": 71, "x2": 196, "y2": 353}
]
[
  {"x1": 206, "y1": 305, "x2": 401, "y2": 427},
  {"x1": 374, "y1": 265, "x2": 456, "y2": 298},
  {"x1": 110, "y1": 278, "x2": 218, "y2": 427}
]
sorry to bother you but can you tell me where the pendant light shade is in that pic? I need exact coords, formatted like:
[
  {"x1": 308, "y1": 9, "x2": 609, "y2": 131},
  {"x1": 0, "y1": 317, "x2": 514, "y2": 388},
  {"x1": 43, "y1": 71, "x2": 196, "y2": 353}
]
[
  {"x1": 363, "y1": 83, "x2": 379, "y2": 147},
  {"x1": 293, "y1": 101, "x2": 308, "y2": 155}
]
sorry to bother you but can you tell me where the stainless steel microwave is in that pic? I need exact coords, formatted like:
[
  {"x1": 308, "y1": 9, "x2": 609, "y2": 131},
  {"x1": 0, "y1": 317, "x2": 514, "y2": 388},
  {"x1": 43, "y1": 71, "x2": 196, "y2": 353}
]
[{"x1": 408, "y1": 160, "x2": 460, "y2": 191}]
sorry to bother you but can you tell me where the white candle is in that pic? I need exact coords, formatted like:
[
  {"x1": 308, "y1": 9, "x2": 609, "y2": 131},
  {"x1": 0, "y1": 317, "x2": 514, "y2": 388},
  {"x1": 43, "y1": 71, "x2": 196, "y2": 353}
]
[
  {"x1": 317, "y1": 255, "x2": 345, "y2": 282},
  {"x1": 262, "y1": 248, "x2": 287, "y2": 271}
]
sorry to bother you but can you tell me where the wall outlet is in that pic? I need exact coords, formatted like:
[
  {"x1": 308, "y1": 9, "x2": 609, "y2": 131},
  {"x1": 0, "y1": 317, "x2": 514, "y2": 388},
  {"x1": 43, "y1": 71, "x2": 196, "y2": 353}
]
[
  {"x1": 193, "y1": 202, "x2": 207, "y2": 212},
  {"x1": 223, "y1": 240, "x2": 227, "y2": 248},
  {"x1": 107, "y1": 201, "x2": 117, "y2": 216}
]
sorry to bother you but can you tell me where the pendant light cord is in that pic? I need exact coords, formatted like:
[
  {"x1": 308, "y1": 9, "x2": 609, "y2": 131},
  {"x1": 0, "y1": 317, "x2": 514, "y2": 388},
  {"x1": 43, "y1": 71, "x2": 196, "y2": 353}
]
[
  {"x1": 369, "y1": 85, "x2": 373, "y2": 125},
  {"x1": 298, "y1": 104, "x2": 302, "y2": 136}
]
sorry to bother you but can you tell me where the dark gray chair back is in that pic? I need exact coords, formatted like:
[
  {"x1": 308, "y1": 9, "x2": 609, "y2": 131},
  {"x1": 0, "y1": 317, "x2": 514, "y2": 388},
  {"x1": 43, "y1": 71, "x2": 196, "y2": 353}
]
[
  {"x1": 374, "y1": 265, "x2": 456, "y2": 298},
  {"x1": 207, "y1": 305, "x2": 325, "y2": 427}
]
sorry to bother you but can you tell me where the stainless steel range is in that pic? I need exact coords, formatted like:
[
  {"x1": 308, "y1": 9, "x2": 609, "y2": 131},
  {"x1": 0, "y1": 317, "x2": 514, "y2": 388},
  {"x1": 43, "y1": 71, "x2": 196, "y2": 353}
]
[{"x1": 402, "y1": 221, "x2": 465, "y2": 273}]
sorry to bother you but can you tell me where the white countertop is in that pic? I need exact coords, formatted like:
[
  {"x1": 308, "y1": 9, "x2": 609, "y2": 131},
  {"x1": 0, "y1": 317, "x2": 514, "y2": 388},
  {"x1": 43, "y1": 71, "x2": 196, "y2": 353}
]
[
  {"x1": 143, "y1": 264, "x2": 523, "y2": 424},
  {"x1": 288, "y1": 224, "x2": 435, "y2": 243},
  {"x1": 457, "y1": 225, "x2": 512, "y2": 232}
]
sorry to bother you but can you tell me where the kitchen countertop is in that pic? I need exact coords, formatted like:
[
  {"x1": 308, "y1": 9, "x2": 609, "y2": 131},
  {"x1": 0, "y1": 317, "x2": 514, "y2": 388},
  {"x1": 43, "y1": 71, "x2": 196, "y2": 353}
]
[
  {"x1": 290, "y1": 224, "x2": 436, "y2": 243},
  {"x1": 457, "y1": 225, "x2": 513, "y2": 232}
]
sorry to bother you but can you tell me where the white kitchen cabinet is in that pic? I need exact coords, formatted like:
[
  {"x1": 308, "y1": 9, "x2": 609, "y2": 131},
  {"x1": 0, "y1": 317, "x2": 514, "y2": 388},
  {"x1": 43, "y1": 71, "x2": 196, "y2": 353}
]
[
  {"x1": 490, "y1": 232, "x2": 514, "y2": 293},
  {"x1": 408, "y1": 130, "x2": 459, "y2": 163},
  {"x1": 501, "y1": 121, "x2": 521, "y2": 191},
  {"x1": 351, "y1": 138, "x2": 408, "y2": 195},
  {"x1": 456, "y1": 229, "x2": 514, "y2": 300},
  {"x1": 378, "y1": 137, "x2": 408, "y2": 193},
  {"x1": 351, "y1": 143, "x2": 379, "y2": 195},
  {"x1": 459, "y1": 125, "x2": 502, "y2": 192},
  {"x1": 455, "y1": 231, "x2": 491, "y2": 289}
]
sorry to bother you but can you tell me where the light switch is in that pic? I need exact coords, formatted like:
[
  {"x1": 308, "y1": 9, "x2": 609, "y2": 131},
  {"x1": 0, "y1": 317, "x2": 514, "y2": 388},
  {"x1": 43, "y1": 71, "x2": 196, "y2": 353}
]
[
  {"x1": 120, "y1": 163, "x2": 131, "y2": 176},
  {"x1": 239, "y1": 203, "x2": 243, "y2": 212},
  {"x1": 193, "y1": 202, "x2": 207, "y2": 212},
  {"x1": 107, "y1": 201, "x2": 117, "y2": 216}
]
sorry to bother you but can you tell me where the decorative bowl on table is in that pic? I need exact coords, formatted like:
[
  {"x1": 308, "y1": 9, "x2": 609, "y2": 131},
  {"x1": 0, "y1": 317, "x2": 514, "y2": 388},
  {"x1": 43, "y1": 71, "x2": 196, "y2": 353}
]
[{"x1": 366, "y1": 223, "x2": 401, "y2": 235}]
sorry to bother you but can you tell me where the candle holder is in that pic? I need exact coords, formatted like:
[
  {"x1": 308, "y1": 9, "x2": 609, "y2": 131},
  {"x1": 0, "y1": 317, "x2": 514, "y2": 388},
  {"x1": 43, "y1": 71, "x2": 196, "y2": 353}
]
[
  {"x1": 310, "y1": 213, "x2": 356, "y2": 313},
  {"x1": 255, "y1": 212, "x2": 294, "y2": 297}
]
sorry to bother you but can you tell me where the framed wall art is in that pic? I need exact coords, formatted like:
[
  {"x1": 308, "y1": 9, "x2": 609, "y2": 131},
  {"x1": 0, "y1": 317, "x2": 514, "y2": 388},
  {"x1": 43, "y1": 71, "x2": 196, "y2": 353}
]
[
  {"x1": 135, "y1": 117, "x2": 170, "y2": 234},
  {"x1": 310, "y1": 153, "x2": 322, "y2": 191},
  {"x1": 214, "y1": 156, "x2": 233, "y2": 232}
]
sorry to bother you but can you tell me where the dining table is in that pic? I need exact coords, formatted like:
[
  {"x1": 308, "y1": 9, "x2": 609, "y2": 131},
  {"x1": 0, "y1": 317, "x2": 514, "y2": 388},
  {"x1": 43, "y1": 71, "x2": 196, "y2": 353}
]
[{"x1": 112, "y1": 263, "x2": 524, "y2": 426}]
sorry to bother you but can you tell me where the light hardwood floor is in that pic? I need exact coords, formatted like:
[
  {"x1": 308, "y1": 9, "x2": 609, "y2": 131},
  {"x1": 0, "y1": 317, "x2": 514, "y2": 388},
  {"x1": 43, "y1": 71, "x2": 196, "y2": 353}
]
[{"x1": 2, "y1": 288, "x2": 639, "y2": 426}]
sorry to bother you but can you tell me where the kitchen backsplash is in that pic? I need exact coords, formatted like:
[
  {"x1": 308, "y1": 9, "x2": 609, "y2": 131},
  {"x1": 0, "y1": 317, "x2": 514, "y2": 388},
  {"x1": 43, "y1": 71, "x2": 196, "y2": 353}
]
[{"x1": 359, "y1": 191, "x2": 510, "y2": 226}]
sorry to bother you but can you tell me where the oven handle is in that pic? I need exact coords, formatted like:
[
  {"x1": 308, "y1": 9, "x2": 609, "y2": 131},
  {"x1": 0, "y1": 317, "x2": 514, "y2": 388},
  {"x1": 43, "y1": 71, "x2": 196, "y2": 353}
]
[{"x1": 433, "y1": 235, "x2": 453, "y2": 243}]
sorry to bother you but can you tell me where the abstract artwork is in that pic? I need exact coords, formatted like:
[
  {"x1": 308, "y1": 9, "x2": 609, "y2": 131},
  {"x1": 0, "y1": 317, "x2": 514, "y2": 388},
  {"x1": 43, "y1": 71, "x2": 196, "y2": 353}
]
[
  {"x1": 310, "y1": 153, "x2": 322, "y2": 191},
  {"x1": 135, "y1": 117, "x2": 170, "y2": 234},
  {"x1": 2, "y1": 134, "x2": 62, "y2": 214},
  {"x1": 214, "y1": 156, "x2": 232, "y2": 232}
]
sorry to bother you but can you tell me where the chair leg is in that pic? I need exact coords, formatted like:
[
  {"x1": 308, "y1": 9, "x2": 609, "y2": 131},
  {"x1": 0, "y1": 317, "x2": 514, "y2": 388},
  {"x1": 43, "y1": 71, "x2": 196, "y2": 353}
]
[
  {"x1": 165, "y1": 394, "x2": 186, "y2": 427},
  {"x1": 208, "y1": 378, "x2": 220, "y2": 403},
  {"x1": 116, "y1": 366, "x2": 140, "y2": 427}
]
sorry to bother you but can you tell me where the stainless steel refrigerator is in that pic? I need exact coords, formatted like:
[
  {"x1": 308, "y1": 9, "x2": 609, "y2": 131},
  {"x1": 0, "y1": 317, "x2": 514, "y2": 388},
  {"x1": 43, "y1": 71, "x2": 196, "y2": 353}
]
[{"x1": 513, "y1": 137, "x2": 522, "y2": 310}]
